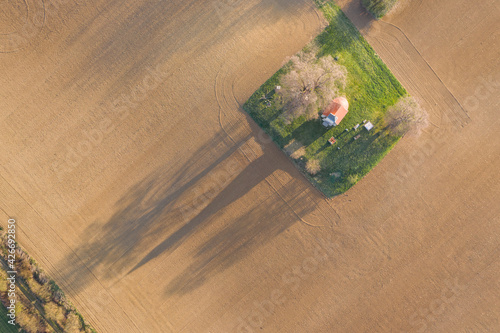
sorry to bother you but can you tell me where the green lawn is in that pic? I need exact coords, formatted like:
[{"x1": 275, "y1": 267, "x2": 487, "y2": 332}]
[
  {"x1": 243, "y1": 2, "x2": 406, "y2": 196},
  {"x1": 0, "y1": 304, "x2": 22, "y2": 333}
]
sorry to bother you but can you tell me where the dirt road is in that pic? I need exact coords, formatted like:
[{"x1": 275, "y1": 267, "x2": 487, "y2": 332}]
[{"x1": 1, "y1": 0, "x2": 499, "y2": 332}]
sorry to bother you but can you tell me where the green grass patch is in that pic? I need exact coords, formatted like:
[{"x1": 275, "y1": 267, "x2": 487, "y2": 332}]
[
  {"x1": 243, "y1": 2, "x2": 406, "y2": 196},
  {"x1": 0, "y1": 304, "x2": 23, "y2": 333}
]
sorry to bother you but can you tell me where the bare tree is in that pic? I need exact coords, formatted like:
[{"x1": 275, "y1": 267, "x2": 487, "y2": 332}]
[
  {"x1": 385, "y1": 96, "x2": 429, "y2": 136},
  {"x1": 279, "y1": 47, "x2": 347, "y2": 122}
]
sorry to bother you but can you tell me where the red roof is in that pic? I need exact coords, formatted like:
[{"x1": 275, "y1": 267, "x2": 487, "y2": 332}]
[{"x1": 322, "y1": 99, "x2": 349, "y2": 125}]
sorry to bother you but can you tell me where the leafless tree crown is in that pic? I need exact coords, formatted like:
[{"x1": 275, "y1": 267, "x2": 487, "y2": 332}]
[
  {"x1": 279, "y1": 47, "x2": 347, "y2": 122},
  {"x1": 385, "y1": 96, "x2": 429, "y2": 136}
]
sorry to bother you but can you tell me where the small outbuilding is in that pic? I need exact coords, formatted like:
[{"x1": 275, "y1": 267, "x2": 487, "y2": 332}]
[
  {"x1": 364, "y1": 121, "x2": 374, "y2": 131},
  {"x1": 321, "y1": 97, "x2": 349, "y2": 127}
]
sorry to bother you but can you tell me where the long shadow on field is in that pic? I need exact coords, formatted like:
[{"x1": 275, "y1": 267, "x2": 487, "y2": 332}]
[
  {"x1": 153, "y1": 122, "x2": 318, "y2": 296},
  {"x1": 129, "y1": 147, "x2": 313, "y2": 292},
  {"x1": 126, "y1": 152, "x2": 274, "y2": 275},
  {"x1": 127, "y1": 118, "x2": 316, "y2": 278},
  {"x1": 60, "y1": 124, "x2": 315, "y2": 295},
  {"x1": 58, "y1": 130, "x2": 240, "y2": 289},
  {"x1": 162, "y1": 174, "x2": 314, "y2": 296},
  {"x1": 55, "y1": 0, "x2": 321, "y2": 295}
]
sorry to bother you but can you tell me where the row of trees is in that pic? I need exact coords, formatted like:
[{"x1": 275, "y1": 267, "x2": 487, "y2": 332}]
[{"x1": 0, "y1": 232, "x2": 95, "y2": 333}]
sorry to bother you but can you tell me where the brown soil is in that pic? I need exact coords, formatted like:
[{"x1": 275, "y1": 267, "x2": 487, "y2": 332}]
[{"x1": 0, "y1": 0, "x2": 498, "y2": 332}]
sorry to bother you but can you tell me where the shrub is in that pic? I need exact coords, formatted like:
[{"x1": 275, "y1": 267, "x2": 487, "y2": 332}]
[
  {"x1": 29, "y1": 279, "x2": 53, "y2": 302},
  {"x1": 306, "y1": 159, "x2": 321, "y2": 175},
  {"x1": 49, "y1": 280, "x2": 66, "y2": 304},
  {"x1": 44, "y1": 301, "x2": 66, "y2": 326},
  {"x1": 361, "y1": 0, "x2": 398, "y2": 19},
  {"x1": 347, "y1": 174, "x2": 359, "y2": 185},
  {"x1": 65, "y1": 311, "x2": 84, "y2": 333},
  {"x1": 34, "y1": 270, "x2": 48, "y2": 285}
]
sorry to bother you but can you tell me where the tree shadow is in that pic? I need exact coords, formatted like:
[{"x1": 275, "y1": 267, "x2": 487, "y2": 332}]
[
  {"x1": 53, "y1": 0, "x2": 322, "y2": 298},
  {"x1": 163, "y1": 174, "x2": 311, "y2": 296},
  {"x1": 127, "y1": 152, "x2": 277, "y2": 275},
  {"x1": 58, "y1": 130, "x2": 241, "y2": 289},
  {"x1": 292, "y1": 119, "x2": 328, "y2": 146},
  {"x1": 58, "y1": 123, "x2": 315, "y2": 297}
]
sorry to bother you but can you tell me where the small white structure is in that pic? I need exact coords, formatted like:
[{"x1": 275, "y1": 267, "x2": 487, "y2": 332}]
[
  {"x1": 354, "y1": 124, "x2": 360, "y2": 130},
  {"x1": 364, "y1": 121, "x2": 374, "y2": 131}
]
